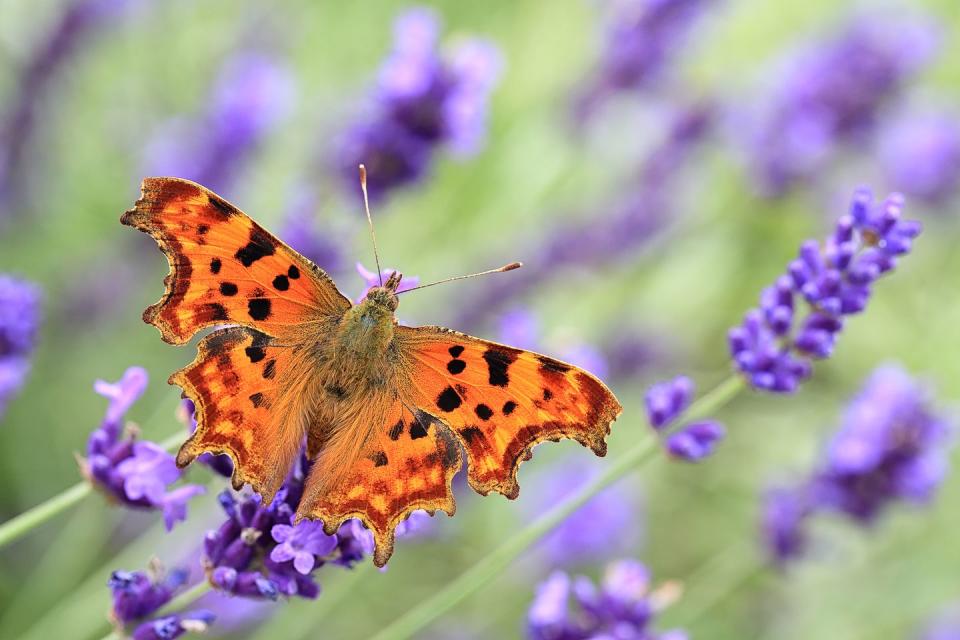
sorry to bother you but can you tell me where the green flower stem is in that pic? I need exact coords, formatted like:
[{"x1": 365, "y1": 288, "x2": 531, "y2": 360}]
[
  {"x1": 371, "y1": 374, "x2": 746, "y2": 640},
  {"x1": 99, "y1": 581, "x2": 214, "y2": 640},
  {"x1": 0, "y1": 431, "x2": 184, "y2": 550}
]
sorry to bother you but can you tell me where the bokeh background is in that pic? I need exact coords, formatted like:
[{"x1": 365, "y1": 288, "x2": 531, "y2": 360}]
[{"x1": 1, "y1": 0, "x2": 960, "y2": 638}]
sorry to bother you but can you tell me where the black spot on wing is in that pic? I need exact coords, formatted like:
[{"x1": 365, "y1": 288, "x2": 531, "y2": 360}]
[
  {"x1": 288, "y1": 265, "x2": 300, "y2": 279},
  {"x1": 235, "y1": 228, "x2": 276, "y2": 267},
  {"x1": 410, "y1": 417, "x2": 429, "y2": 439},
  {"x1": 219, "y1": 282, "x2": 238, "y2": 296},
  {"x1": 206, "y1": 302, "x2": 228, "y2": 321},
  {"x1": 249, "y1": 392, "x2": 265, "y2": 408},
  {"x1": 248, "y1": 298, "x2": 271, "y2": 321},
  {"x1": 388, "y1": 419, "x2": 404, "y2": 440},
  {"x1": 502, "y1": 400, "x2": 517, "y2": 415},
  {"x1": 262, "y1": 359, "x2": 276, "y2": 380},
  {"x1": 371, "y1": 451, "x2": 388, "y2": 467},
  {"x1": 210, "y1": 258, "x2": 222, "y2": 274},
  {"x1": 447, "y1": 359, "x2": 467, "y2": 374},
  {"x1": 474, "y1": 404, "x2": 493, "y2": 421},
  {"x1": 542, "y1": 388, "x2": 554, "y2": 401},
  {"x1": 483, "y1": 348, "x2": 517, "y2": 387},
  {"x1": 244, "y1": 346, "x2": 266, "y2": 363},
  {"x1": 272, "y1": 275, "x2": 289, "y2": 291},
  {"x1": 448, "y1": 345, "x2": 464, "y2": 358},
  {"x1": 460, "y1": 426, "x2": 485, "y2": 444},
  {"x1": 538, "y1": 356, "x2": 571, "y2": 374},
  {"x1": 207, "y1": 194, "x2": 235, "y2": 218},
  {"x1": 436, "y1": 386, "x2": 462, "y2": 412},
  {"x1": 197, "y1": 224, "x2": 209, "y2": 236}
]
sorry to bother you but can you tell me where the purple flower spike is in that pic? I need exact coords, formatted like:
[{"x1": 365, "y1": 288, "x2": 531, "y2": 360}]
[
  {"x1": 0, "y1": 275, "x2": 42, "y2": 419},
  {"x1": 730, "y1": 190, "x2": 921, "y2": 393},
  {"x1": 644, "y1": 376, "x2": 694, "y2": 429},
  {"x1": 759, "y1": 365, "x2": 950, "y2": 566},
  {"x1": 337, "y1": 6, "x2": 502, "y2": 201},
  {"x1": 527, "y1": 560, "x2": 684, "y2": 640},
  {"x1": 665, "y1": 421, "x2": 725, "y2": 462},
  {"x1": 270, "y1": 521, "x2": 339, "y2": 575},
  {"x1": 574, "y1": 0, "x2": 713, "y2": 121},
  {"x1": 746, "y1": 15, "x2": 939, "y2": 196},
  {"x1": 131, "y1": 611, "x2": 215, "y2": 640},
  {"x1": 761, "y1": 487, "x2": 812, "y2": 565},
  {"x1": 108, "y1": 567, "x2": 188, "y2": 624},
  {"x1": 881, "y1": 113, "x2": 960, "y2": 205},
  {"x1": 203, "y1": 454, "x2": 378, "y2": 601},
  {"x1": 83, "y1": 368, "x2": 203, "y2": 528}
]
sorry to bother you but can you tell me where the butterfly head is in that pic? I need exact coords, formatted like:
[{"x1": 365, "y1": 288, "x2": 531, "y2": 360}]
[{"x1": 363, "y1": 270, "x2": 402, "y2": 312}]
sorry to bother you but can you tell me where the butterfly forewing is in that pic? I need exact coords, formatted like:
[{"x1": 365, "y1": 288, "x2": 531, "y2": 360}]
[{"x1": 120, "y1": 177, "x2": 350, "y2": 345}]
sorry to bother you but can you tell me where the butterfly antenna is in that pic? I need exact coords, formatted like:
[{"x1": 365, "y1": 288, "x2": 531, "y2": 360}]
[
  {"x1": 359, "y1": 164, "x2": 383, "y2": 287},
  {"x1": 397, "y1": 262, "x2": 523, "y2": 294}
]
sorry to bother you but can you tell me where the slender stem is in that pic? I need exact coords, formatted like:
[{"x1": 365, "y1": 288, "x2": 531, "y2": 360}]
[
  {"x1": 370, "y1": 374, "x2": 745, "y2": 640},
  {"x1": 0, "y1": 431, "x2": 184, "y2": 550}
]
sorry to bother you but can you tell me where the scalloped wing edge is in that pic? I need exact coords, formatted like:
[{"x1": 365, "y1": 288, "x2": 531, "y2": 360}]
[{"x1": 297, "y1": 438, "x2": 463, "y2": 568}]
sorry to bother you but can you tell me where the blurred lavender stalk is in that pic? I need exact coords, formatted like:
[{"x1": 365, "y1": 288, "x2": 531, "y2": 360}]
[
  {"x1": 454, "y1": 102, "x2": 713, "y2": 332},
  {"x1": 61, "y1": 50, "x2": 296, "y2": 327},
  {"x1": 142, "y1": 52, "x2": 296, "y2": 196},
  {"x1": 744, "y1": 15, "x2": 938, "y2": 197},
  {"x1": 880, "y1": 112, "x2": 960, "y2": 206},
  {"x1": 761, "y1": 365, "x2": 951, "y2": 566},
  {"x1": 0, "y1": 275, "x2": 42, "y2": 420},
  {"x1": 335, "y1": 7, "x2": 502, "y2": 201},
  {"x1": 574, "y1": 0, "x2": 715, "y2": 122},
  {"x1": 0, "y1": 0, "x2": 146, "y2": 215},
  {"x1": 527, "y1": 559, "x2": 686, "y2": 640}
]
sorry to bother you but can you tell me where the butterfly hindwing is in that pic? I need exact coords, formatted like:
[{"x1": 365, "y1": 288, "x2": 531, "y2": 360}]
[
  {"x1": 396, "y1": 325, "x2": 622, "y2": 498},
  {"x1": 173, "y1": 326, "x2": 317, "y2": 502},
  {"x1": 121, "y1": 177, "x2": 350, "y2": 344},
  {"x1": 297, "y1": 393, "x2": 461, "y2": 567}
]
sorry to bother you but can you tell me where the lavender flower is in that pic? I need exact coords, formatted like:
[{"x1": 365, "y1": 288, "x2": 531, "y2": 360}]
[
  {"x1": 760, "y1": 365, "x2": 950, "y2": 565},
  {"x1": 336, "y1": 7, "x2": 502, "y2": 200},
  {"x1": 729, "y1": 189, "x2": 921, "y2": 393},
  {"x1": 645, "y1": 376, "x2": 693, "y2": 430},
  {"x1": 643, "y1": 375, "x2": 725, "y2": 461},
  {"x1": 81, "y1": 367, "x2": 203, "y2": 529},
  {"x1": 665, "y1": 421, "x2": 726, "y2": 462},
  {"x1": 527, "y1": 560, "x2": 685, "y2": 640},
  {"x1": 131, "y1": 611, "x2": 215, "y2": 640},
  {"x1": 107, "y1": 563, "x2": 214, "y2": 639},
  {"x1": 574, "y1": 0, "x2": 713, "y2": 120},
  {"x1": 0, "y1": 275, "x2": 42, "y2": 419},
  {"x1": 746, "y1": 16, "x2": 938, "y2": 196},
  {"x1": 814, "y1": 365, "x2": 950, "y2": 521},
  {"x1": 760, "y1": 486, "x2": 812, "y2": 566},
  {"x1": 881, "y1": 113, "x2": 960, "y2": 205},
  {"x1": 143, "y1": 52, "x2": 295, "y2": 196},
  {"x1": 203, "y1": 454, "x2": 373, "y2": 600}
]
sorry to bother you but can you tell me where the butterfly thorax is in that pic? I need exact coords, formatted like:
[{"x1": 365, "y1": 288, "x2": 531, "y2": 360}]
[{"x1": 331, "y1": 286, "x2": 399, "y2": 370}]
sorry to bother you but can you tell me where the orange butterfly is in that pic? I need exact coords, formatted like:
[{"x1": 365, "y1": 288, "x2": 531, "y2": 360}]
[{"x1": 121, "y1": 172, "x2": 621, "y2": 566}]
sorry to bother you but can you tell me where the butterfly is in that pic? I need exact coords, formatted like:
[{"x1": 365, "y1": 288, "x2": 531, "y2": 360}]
[{"x1": 121, "y1": 174, "x2": 622, "y2": 566}]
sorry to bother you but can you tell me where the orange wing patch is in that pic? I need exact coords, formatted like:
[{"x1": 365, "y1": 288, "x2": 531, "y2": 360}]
[
  {"x1": 297, "y1": 395, "x2": 461, "y2": 567},
  {"x1": 173, "y1": 327, "x2": 317, "y2": 502},
  {"x1": 397, "y1": 326, "x2": 622, "y2": 499},
  {"x1": 121, "y1": 177, "x2": 350, "y2": 344}
]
